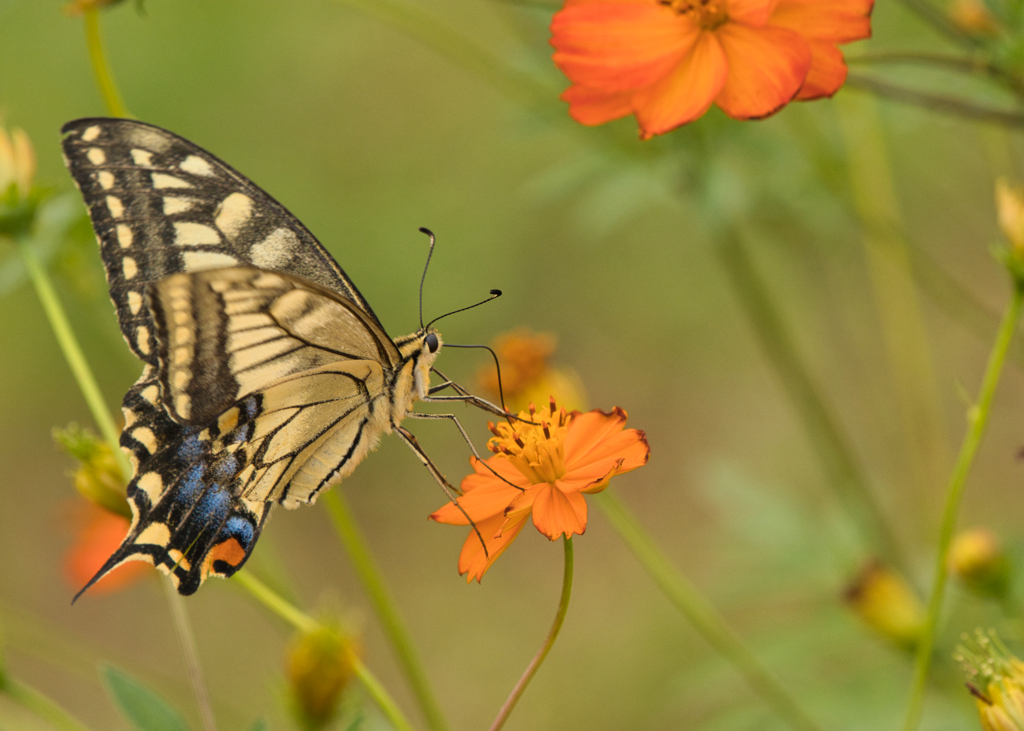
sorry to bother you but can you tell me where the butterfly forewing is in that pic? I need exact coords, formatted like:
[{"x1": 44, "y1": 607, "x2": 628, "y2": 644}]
[{"x1": 61, "y1": 119, "x2": 430, "y2": 598}]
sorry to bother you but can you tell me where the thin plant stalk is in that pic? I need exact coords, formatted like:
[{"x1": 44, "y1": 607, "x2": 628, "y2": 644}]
[
  {"x1": 595, "y1": 491, "x2": 821, "y2": 731},
  {"x1": 234, "y1": 572, "x2": 415, "y2": 731},
  {"x1": 162, "y1": 582, "x2": 218, "y2": 731},
  {"x1": 0, "y1": 674, "x2": 93, "y2": 731},
  {"x1": 716, "y1": 230, "x2": 903, "y2": 571},
  {"x1": 322, "y1": 490, "x2": 450, "y2": 731},
  {"x1": 16, "y1": 235, "x2": 218, "y2": 731},
  {"x1": 83, "y1": 9, "x2": 131, "y2": 119},
  {"x1": 488, "y1": 537, "x2": 574, "y2": 731},
  {"x1": 902, "y1": 280, "x2": 1024, "y2": 731}
]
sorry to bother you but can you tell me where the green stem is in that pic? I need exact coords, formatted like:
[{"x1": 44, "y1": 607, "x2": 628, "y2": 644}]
[
  {"x1": 234, "y1": 572, "x2": 415, "y2": 731},
  {"x1": 902, "y1": 281, "x2": 1024, "y2": 731},
  {"x1": 488, "y1": 537, "x2": 574, "y2": 731},
  {"x1": 16, "y1": 235, "x2": 130, "y2": 479},
  {"x1": 322, "y1": 490, "x2": 449, "y2": 731},
  {"x1": 83, "y1": 9, "x2": 131, "y2": 118},
  {"x1": 715, "y1": 230, "x2": 904, "y2": 570},
  {"x1": 162, "y1": 582, "x2": 218, "y2": 731},
  {"x1": 0, "y1": 675, "x2": 92, "y2": 731},
  {"x1": 596, "y1": 491, "x2": 821, "y2": 731}
]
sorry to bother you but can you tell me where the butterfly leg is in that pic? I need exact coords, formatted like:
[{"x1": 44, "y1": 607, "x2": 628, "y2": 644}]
[{"x1": 393, "y1": 425, "x2": 490, "y2": 557}]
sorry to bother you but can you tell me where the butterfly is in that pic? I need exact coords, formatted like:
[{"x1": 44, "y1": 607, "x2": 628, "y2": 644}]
[{"x1": 62, "y1": 118, "x2": 502, "y2": 597}]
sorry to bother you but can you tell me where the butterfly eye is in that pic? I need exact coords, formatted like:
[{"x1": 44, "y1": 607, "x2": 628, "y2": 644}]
[{"x1": 425, "y1": 332, "x2": 439, "y2": 353}]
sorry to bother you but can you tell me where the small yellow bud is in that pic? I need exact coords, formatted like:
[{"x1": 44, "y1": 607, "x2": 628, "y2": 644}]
[
  {"x1": 63, "y1": 0, "x2": 128, "y2": 16},
  {"x1": 997, "y1": 178, "x2": 1024, "y2": 253},
  {"x1": 477, "y1": 328, "x2": 588, "y2": 413},
  {"x1": 958, "y1": 630, "x2": 1024, "y2": 731},
  {"x1": 951, "y1": 528, "x2": 1010, "y2": 600},
  {"x1": 287, "y1": 624, "x2": 355, "y2": 730},
  {"x1": 843, "y1": 560, "x2": 925, "y2": 650},
  {"x1": 54, "y1": 424, "x2": 131, "y2": 518},
  {"x1": 0, "y1": 125, "x2": 38, "y2": 238},
  {"x1": 950, "y1": 0, "x2": 1001, "y2": 36}
]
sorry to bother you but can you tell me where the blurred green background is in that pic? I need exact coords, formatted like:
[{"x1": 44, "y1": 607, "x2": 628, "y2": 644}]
[{"x1": 3, "y1": 0, "x2": 1024, "y2": 729}]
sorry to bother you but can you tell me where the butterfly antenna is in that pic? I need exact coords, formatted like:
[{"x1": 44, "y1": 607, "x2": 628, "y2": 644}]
[
  {"x1": 425, "y1": 290, "x2": 502, "y2": 331},
  {"x1": 418, "y1": 227, "x2": 436, "y2": 330},
  {"x1": 442, "y1": 343, "x2": 516, "y2": 427}
]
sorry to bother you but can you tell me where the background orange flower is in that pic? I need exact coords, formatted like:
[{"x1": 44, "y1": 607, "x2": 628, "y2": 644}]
[
  {"x1": 551, "y1": 0, "x2": 873, "y2": 137},
  {"x1": 431, "y1": 403, "x2": 649, "y2": 581}
]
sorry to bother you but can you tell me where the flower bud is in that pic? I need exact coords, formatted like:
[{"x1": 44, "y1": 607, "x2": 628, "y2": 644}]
[
  {"x1": 287, "y1": 624, "x2": 355, "y2": 730},
  {"x1": 477, "y1": 328, "x2": 587, "y2": 413},
  {"x1": 0, "y1": 125, "x2": 38, "y2": 238},
  {"x1": 951, "y1": 528, "x2": 1010, "y2": 600},
  {"x1": 957, "y1": 629, "x2": 1024, "y2": 731},
  {"x1": 997, "y1": 178, "x2": 1024, "y2": 254},
  {"x1": 54, "y1": 424, "x2": 130, "y2": 518},
  {"x1": 843, "y1": 560, "x2": 924, "y2": 650},
  {"x1": 950, "y1": 0, "x2": 1000, "y2": 36}
]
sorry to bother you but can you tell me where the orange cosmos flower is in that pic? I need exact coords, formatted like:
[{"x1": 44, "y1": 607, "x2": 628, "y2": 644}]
[
  {"x1": 551, "y1": 0, "x2": 873, "y2": 138},
  {"x1": 66, "y1": 503, "x2": 149, "y2": 594},
  {"x1": 431, "y1": 399, "x2": 649, "y2": 581}
]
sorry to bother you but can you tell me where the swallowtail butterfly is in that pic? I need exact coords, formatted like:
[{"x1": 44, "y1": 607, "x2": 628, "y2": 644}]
[{"x1": 62, "y1": 118, "x2": 499, "y2": 597}]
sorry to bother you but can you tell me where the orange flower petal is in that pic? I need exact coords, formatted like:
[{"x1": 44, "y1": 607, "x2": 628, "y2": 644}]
[
  {"x1": 65, "y1": 505, "x2": 148, "y2": 594},
  {"x1": 727, "y1": 0, "x2": 779, "y2": 26},
  {"x1": 633, "y1": 30, "x2": 728, "y2": 138},
  {"x1": 714, "y1": 23, "x2": 810, "y2": 119},
  {"x1": 532, "y1": 485, "x2": 588, "y2": 539},
  {"x1": 565, "y1": 407, "x2": 628, "y2": 458},
  {"x1": 568, "y1": 427, "x2": 649, "y2": 473},
  {"x1": 462, "y1": 454, "x2": 529, "y2": 493},
  {"x1": 770, "y1": 0, "x2": 873, "y2": 42},
  {"x1": 562, "y1": 84, "x2": 635, "y2": 126},
  {"x1": 795, "y1": 40, "x2": 847, "y2": 99},
  {"x1": 430, "y1": 459, "x2": 529, "y2": 525},
  {"x1": 552, "y1": 4, "x2": 699, "y2": 91},
  {"x1": 457, "y1": 513, "x2": 530, "y2": 582}
]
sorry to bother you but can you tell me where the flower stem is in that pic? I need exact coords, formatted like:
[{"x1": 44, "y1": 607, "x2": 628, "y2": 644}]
[
  {"x1": 83, "y1": 8, "x2": 131, "y2": 118},
  {"x1": 488, "y1": 537, "x2": 574, "y2": 731},
  {"x1": 0, "y1": 673, "x2": 92, "y2": 731},
  {"x1": 715, "y1": 230, "x2": 903, "y2": 571},
  {"x1": 18, "y1": 233, "x2": 220, "y2": 731},
  {"x1": 595, "y1": 491, "x2": 821, "y2": 731},
  {"x1": 845, "y1": 74, "x2": 1024, "y2": 129},
  {"x1": 162, "y1": 581, "x2": 218, "y2": 731},
  {"x1": 234, "y1": 571, "x2": 415, "y2": 731},
  {"x1": 321, "y1": 490, "x2": 449, "y2": 731},
  {"x1": 902, "y1": 280, "x2": 1024, "y2": 731},
  {"x1": 15, "y1": 235, "x2": 130, "y2": 479}
]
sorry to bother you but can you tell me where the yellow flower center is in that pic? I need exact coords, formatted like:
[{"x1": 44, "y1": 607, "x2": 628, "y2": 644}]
[
  {"x1": 658, "y1": 0, "x2": 728, "y2": 28},
  {"x1": 487, "y1": 399, "x2": 571, "y2": 485}
]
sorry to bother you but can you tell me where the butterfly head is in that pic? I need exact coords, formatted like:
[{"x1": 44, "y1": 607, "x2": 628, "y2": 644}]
[{"x1": 396, "y1": 326, "x2": 444, "y2": 402}]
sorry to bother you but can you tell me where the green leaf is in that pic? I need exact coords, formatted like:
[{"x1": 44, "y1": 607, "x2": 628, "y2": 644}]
[
  {"x1": 247, "y1": 720, "x2": 269, "y2": 731},
  {"x1": 100, "y1": 664, "x2": 191, "y2": 731}
]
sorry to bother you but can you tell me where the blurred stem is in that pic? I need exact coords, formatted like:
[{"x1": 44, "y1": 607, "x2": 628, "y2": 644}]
[
  {"x1": 83, "y1": 9, "x2": 131, "y2": 118},
  {"x1": 322, "y1": 491, "x2": 450, "y2": 731},
  {"x1": 595, "y1": 491, "x2": 821, "y2": 731},
  {"x1": 715, "y1": 230, "x2": 904, "y2": 570},
  {"x1": 0, "y1": 673, "x2": 92, "y2": 731},
  {"x1": 234, "y1": 572, "x2": 415, "y2": 731},
  {"x1": 15, "y1": 234, "x2": 130, "y2": 479},
  {"x1": 902, "y1": 280, "x2": 1024, "y2": 731},
  {"x1": 162, "y1": 582, "x2": 218, "y2": 731},
  {"x1": 891, "y1": 0, "x2": 980, "y2": 49},
  {"x1": 845, "y1": 75, "x2": 1024, "y2": 128},
  {"x1": 488, "y1": 537, "x2": 574, "y2": 731},
  {"x1": 847, "y1": 52, "x2": 1024, "y2": 96},
  {"x1": 18, "y1": 233, "x2": 218, "y2": 731}
]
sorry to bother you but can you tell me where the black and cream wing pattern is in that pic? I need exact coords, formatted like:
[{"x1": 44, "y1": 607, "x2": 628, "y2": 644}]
[{"x1": 61, "y1": 118, "x2": 414, "y2": 596}]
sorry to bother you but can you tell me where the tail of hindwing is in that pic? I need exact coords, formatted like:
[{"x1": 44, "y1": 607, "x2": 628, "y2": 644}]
[{"x1": 74, "y1": 372, "x2": 272, "y2": 599}]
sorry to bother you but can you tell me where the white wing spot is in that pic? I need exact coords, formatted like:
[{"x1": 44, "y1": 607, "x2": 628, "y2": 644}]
[
  {"x1": 87, "y1": 147, "x2": 106, "y2": 165},
  {"x1": 174, "y1": 221, "x2": 221, "y2": 246},
  {"x1": 163, "y1": 197, "x2": 195, "y2": 215},
  {"x1": 251, "y1": 228, "x2": 298, "y2": 270},
  {"x1": 131, "y1": 427, "x2": 158, "y2": 453},
  {"x1": 174, "y1": 346, "x2": 191, "y2": 365},
  {"x1": 136, "y1": 472, "x2": 164, "y2": 502},
  {"x1": 175, "y1": 394, "x2": 192, "y2": 419},
  {"x1": 128, "y1": 290, "x2": 143, "y2": 315},
  {"x1": 123, "y1": 256, "x2": 138, "y2": 279},
  {"x1": 180, "y1": 155, "x2": 215, "y2": 176},
  {"x1": 136, "y1": 325, "x2": 151, "y2": 355},
  {"x1": 140, "y1": 384, "x2": 159, "y2": 403},
  {"x1": 137, "y1": 522, "x2": 171, "y2": 546},
  {"x1": 214, "y1": 193, "x2": 253, "y2": 238},
  {"x1": 183, "y1": 251, "x2": 239, "y2": 271},
  {"x1": 173, "y1": 370, "x2": 191, "y2": 389},
  {"x1": 152, "y1": 173, "x2": 192, "y2": 189},
  {"x1": 131, "y1": 149, "x2": 154, "y2": 166},
  {"x1": 97, "y1": 171, "x2": 115, "y2": 189},
  {"x1": 82, "y1": 126, "x2": 101, "y2": 142},
  {"x1": 106, "y1": 196, "x2": 124, "y2": 218},
  {"x1": 117, "y1": 224, "x2": 133, "y2": 248},
  {"x1": 175, "y1": 325, "x2": 192, "y2": 343},
  {"x1": 127, "y1": 127, "x2": 171, "y2": 153}
]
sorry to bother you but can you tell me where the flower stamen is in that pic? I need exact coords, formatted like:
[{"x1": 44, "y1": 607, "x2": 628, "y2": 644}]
[{"x1": 657, "y1": 0, "x2": 727, "y2": 28}]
